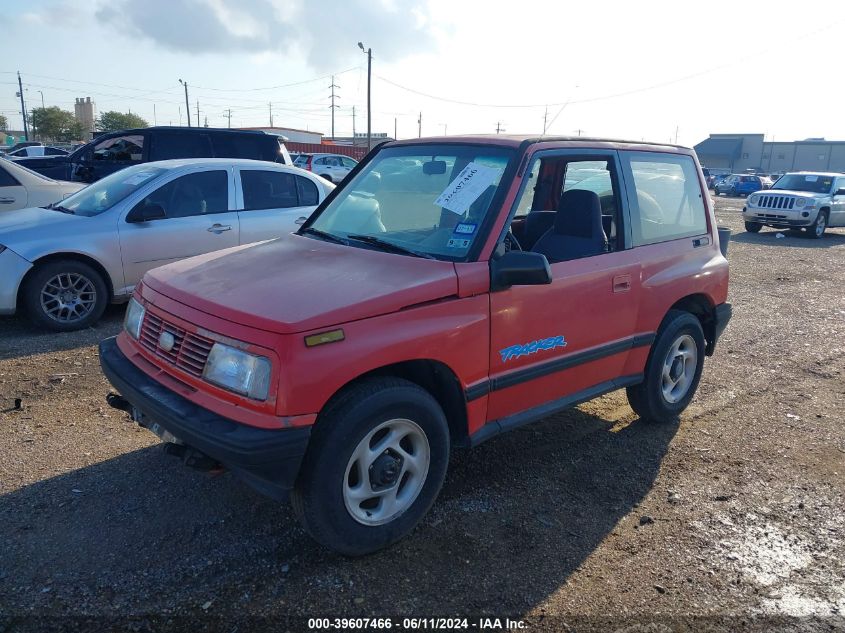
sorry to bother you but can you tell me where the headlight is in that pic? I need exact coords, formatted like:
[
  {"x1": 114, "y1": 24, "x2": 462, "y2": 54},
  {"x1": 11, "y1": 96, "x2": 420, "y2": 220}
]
[
  {"x1": 203, "y1": 343, "x2": 271, "y2": 400},
  {"x1": 124, "y1": 297, "x2": 145, "y2": 340},
  {"x1": 749, "y1": 194, "x2": 760, "y2": 205},
  {"x1": 794, "y1": 198, "x2": 806, "y2": 208}
]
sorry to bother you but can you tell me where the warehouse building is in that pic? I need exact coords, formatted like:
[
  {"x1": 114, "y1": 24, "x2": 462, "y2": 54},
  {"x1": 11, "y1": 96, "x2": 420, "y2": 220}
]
[{"x1": 694, "y1": 133, "x2": 845, "y2": 174}]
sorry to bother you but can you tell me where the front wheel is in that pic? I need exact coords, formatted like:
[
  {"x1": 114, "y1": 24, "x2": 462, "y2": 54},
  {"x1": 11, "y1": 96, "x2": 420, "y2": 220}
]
[
  {"x1": 744, "y1": 221, "x2": 762, "y2": 233},
  {"x1": 808, "y1": 210, "x2": 827, "y2": 239},
  {"x1": 23, "y1": 260, "x2": 108, "y2": 331},
  {"x1": 627, "y1": 310, "x2": 705, "y2": 423},
  {"x1": 291, "y1": 377, "x2": 449, "y2": 556}
]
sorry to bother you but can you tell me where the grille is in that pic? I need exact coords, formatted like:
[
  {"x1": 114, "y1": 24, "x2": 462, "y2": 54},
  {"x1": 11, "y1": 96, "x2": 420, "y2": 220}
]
[
  {"x1": 139, "y1": 311, "x2": 215, "y2": 377},
  {"x1": 757, "y1": 195, "x2": 795, "y2": 210}
]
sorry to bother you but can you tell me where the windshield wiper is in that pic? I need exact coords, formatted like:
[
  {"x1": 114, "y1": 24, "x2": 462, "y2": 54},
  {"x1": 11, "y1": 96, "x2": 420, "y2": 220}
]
[
  {"x1": 44, "y1": 202, "x2": 75, "y2": 214},
  {"x1": 299, "y1": 227, "x2": 348, "y2": 245},
  {"x1": 347, "y1": 234, "x2": 436, "y2": 259}
]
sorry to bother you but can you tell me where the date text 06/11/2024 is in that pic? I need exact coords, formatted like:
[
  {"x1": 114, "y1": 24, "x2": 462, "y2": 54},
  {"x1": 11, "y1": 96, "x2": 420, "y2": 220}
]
[{"x1": 307, "y1": 617, "x2": 527, "y2": 630}]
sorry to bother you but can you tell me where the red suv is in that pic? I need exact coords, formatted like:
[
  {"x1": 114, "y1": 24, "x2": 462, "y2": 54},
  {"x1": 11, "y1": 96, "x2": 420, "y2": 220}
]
[{"x1": 100, "y1": 136, "x2": 731, "y2": 555}]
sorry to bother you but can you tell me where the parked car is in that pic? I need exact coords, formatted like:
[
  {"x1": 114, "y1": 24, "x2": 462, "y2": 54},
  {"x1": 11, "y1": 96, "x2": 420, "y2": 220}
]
[
  {"x1": 743, "y1": 171, "x2": 845, "y2": 238},
  {"x1": 713, "y1": 174, "x2": 763, "y2": 197},
  {"x1": 14, "y1": 127, "x2": 294, "y2": 183},
  {"x1": 98, "y1": 135, "x2": 731, "y2": 555},
  {"x1": 5, "y1": 145, "x2": 69, "y2": 158},
  {"x1": 293, "y1": 153, "x2": 358, "y2": 183},
  {"x1": 757, "y1": 175, "x2": 774, "y2": 189},
  {"x1": 0, "y1": 159, "x2": 332, "y2": 330},
  {"x1": 0, "y1": 157, "x2": 85, "y2": 211},
  {"x1": 0, "y1": 141, "x2": 42, "y2": 155}
]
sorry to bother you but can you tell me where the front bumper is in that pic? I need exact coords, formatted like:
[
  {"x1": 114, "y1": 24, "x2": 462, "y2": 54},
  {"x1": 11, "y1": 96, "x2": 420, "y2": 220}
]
[
  {"x1": 743, "y1": 206, "x2": 816, "y2": 227},
  {"x1": 0, "y1": 247, "x2": 33, "y2": 315},
  {"x1": 99, "y1": 336, "x2": 311, "y2": 500}
]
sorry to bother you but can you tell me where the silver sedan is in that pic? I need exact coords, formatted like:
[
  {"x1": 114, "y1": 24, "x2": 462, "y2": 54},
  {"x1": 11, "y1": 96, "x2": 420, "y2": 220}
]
[{"x1": 0, "y1": 158, "x2": 333, "y2": 331}]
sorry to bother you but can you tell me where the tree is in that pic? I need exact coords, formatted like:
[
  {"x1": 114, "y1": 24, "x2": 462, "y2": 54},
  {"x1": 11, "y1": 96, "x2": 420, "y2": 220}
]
[
  {"x1": 0, "y1": 114, "x2": 7, "y2": 131},
  {"x1": 95, "y1": 111, "x2": 149, "y2": 133},
  {"x1": 30, "y1": 107, "x2": 84, "y2": 142}
]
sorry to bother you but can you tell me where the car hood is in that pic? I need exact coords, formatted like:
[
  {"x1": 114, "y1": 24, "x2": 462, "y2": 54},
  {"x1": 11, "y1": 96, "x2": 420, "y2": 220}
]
[
  {"x1": 763, "y1": 189, "x2": 825, "y2": 198},
  {"x1": 143, "y1": 233, "x2": 459, "y2": 335},
  {"x1": 0, "y1": 207, "x2": 84, "y2": 246}
]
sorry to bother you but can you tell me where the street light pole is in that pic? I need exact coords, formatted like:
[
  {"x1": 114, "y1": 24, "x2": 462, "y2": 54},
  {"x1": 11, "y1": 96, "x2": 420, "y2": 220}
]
[
  {"x1": 17, "y1": 71, "x2": 29, "y2": 140},
  {"x1": 179, "y1": 79, "x2": 191, "y2": 127},
  {"x1": 358, "y1": 42, "x2": 372, "y2": 151}
]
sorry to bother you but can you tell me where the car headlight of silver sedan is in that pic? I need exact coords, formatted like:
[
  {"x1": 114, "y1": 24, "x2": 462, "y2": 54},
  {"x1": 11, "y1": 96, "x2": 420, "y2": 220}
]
[
  {"x1": 124, "y1": 297, "x2": 145, "y2": 340},
  {"x1": 203, "y1": 343, "x2": 272, "y2": 400}
]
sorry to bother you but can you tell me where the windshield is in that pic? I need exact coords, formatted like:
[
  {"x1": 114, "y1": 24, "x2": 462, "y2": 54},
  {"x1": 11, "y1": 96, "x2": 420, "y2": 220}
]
[
  {"x1": 772, "y1": 173, "x2": 834, "y2": 193},
  {"x1": 55, "y1": 164, "x2": 166, "y2": 217},
  {"x1": 305, "y1": 144, "x2": 514, "y2": 260}
]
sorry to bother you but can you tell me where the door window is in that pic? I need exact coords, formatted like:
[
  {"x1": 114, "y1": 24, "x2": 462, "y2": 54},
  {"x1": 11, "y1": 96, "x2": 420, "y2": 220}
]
[
  {"x1": 151, "y1": 133, "x2": 213, "y2": 160},
  {"x1": 93, "y1": 135, "x2": 144, "y2": 163},
  {"x1": 296, "y1": 176, "x2": 319, "y2": 205},
  {"x1": 241, "y1": 170, "x2": 298, "y2": 210},
  {"x1": 0, "y1": 165, "x2": 20, "y2": 187},
  {"x1": 623, "y1": 152, "x2": 707, "y2": 246},
  {"x1": 131, "y1": 170, "x2": 229, "y2": 219}
]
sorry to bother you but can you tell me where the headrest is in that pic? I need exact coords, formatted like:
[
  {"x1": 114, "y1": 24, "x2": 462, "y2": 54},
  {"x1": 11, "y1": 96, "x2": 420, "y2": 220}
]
[{"x1": 554, "y1": 189, "x2": 603, "y2": 238}]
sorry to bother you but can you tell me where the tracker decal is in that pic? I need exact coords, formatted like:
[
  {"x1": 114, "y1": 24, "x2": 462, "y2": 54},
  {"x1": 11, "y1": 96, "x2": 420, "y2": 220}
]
[{"x1": 499, "y1": 335, "x2": 567, "y2": 362}]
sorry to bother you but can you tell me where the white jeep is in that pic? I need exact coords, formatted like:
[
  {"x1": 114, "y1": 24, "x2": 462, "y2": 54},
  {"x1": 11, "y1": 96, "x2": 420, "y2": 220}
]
[{"x1": 742, "y1": 172, "x2": 845, "y2": 238}]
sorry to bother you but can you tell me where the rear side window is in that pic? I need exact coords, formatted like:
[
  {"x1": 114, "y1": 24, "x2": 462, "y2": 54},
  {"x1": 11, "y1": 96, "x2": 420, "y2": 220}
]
[
  {"x1": 241, "y1": 170, "x2": 298, "y2": 210},
  {"x1": 341, "y1": 157, "x2": 357, "y2": 169},
  {"x1": 623, "y1": 152, "x2": 707, "y2": 246},
  {"x1": 211, "y1": 134, "x2": 274, "y2": 161},
  {"x1": 151, "y1": 133, "x2": 213, "y2": 161},
  {"x1": 297, "y1": 176, "x2": 319, "y2": 205}
]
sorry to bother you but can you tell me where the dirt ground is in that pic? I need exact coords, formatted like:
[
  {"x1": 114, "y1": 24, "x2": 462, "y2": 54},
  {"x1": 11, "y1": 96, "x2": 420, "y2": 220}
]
[{"x1": 1, "y1": 196, "x2": 844, "y2": 633}]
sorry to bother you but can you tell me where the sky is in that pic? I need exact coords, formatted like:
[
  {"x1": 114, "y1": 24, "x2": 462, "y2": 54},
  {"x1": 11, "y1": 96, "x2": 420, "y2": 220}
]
[{"x1": 2, "y1": 0, "x2": 845, "y2": 147}]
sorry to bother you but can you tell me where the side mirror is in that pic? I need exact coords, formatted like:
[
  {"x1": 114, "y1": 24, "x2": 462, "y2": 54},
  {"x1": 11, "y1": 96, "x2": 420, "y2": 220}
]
[
  {"x1": 491, "y1": 250, "x2": 552, "y2": 290},
  {"x1": 127, "y1": 203, "x2": 166, "y2": 223}
]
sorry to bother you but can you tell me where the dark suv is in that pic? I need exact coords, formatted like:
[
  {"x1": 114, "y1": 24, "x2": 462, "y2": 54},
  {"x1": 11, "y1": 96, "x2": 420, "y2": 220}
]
[{"x1": 15, "y1": 127, "x2": 292, "y2": 182}]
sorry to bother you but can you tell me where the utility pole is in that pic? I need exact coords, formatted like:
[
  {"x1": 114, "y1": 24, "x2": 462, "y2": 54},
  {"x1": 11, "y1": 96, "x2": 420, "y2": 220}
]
[
  {"x1": 17, "y1": 71, "x2": 29, "y2": 140},
  {"x1": 196, "y1": 100, "x2": 200, "y2": 128},
  {"x1": 358, "y1": 42, "x2": 372, "y2": 150},
  {"x1": 394, "y1": 117, "x2": 397, "y2": 140},
  {"x1": 441, "y1": 123, "x2": 447, "y2": 135},
  {"x1": 224, "y1": 109, "x2": 232, "y2": 128},
  {"x1": 328, "y1": 76, "x2": 340, "y2": 140},
  {"x1": 153, "y1": 103, "x2": 157, "y2": 126},
  {"x1": 674, "y1": 125, "x2": 679, "y2": 144},
  {"x1": 269, "y1": 102, "x2": 273, "y2": 127},
  {"x1": 496, "y1": 121, "x2": 505, "y2": 134},
  {"x1": 352, "y1": 105, "x2": 356, "y2": 138},
  {"x1": 542, "y1": 106, "x2": 548, "y2": 134},
  {"x1": 179, "y1": 79, "x2": 191, "y2": 127},
  {"x1": 418, "y1": 112, "x2": 422, "y2": 138}
]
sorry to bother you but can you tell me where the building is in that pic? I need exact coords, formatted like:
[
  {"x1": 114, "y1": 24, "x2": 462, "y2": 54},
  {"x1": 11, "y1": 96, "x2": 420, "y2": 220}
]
[
  {"x1": 694, "y1": 133, "x2": 845, "y2": 174},
  {"x1": 74, "y1": 97, "x2": 95, "y2": 138},
  {"x1": 237, "y1": 126, "x2": 323, "y2": 144}
]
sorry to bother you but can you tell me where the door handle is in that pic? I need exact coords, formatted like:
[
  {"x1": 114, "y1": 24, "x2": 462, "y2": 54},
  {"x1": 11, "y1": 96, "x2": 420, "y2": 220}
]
[
  {"x1": 612, "y1": 274, "x2": 631, "y2": 293},
  {"x1": 0, "y1": 197, "x2": 15, "y2": 204},
  {"x1": 207, "y1": 223, "x2": 232, "y2": 234},
  {"x1": 294, "y1": 216, "x2": 307, "y2": 225}
]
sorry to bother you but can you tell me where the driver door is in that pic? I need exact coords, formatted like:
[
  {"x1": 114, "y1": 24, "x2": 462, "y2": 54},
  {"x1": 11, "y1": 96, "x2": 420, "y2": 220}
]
[{"x1": 117, "y1": 168, "x2": 239, "y2": 292}]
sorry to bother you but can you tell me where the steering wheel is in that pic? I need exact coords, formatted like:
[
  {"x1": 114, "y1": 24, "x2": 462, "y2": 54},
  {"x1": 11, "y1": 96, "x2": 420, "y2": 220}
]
[{"x1": 504, "y1": 230, "x2": 522, "y2": 252}]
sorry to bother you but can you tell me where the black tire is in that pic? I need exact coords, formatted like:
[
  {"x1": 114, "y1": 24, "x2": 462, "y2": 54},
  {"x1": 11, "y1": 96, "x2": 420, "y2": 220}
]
[
  {"x1": 744, "y1": 221, "x2": 762, "y2": 233},
  {"x1": 22, "y1": 259, "x2": 108, "y2": 332},
  {"x1": 319, "y1": 174, "x2": 333, "y2": 183},
  {"x1": 729, "y1": 186, "x2": 737, "y2": 196},
  {"x1": 291, "y1": 377, "x2": 450, "y2": 556},
  {"x1": 626, "y1": 310, "x2": 705, "y2": 423},
  {"x1": 808, "y1": 210, "x2": 827, "y2": 239}
]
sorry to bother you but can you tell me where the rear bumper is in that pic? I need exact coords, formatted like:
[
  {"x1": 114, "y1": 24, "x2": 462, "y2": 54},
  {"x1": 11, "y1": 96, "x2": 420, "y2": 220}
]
[
  {"x1": 99, "y1": 336, "x2": 310, "y2": 500},
  {"x1": 706, "y1": 302, "x2": 732, "y2": 356}
]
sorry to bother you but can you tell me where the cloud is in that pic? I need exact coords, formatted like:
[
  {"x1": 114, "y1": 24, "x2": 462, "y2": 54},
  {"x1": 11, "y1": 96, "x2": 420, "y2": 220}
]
[{"x1": 93, "y1": 0, "x2": 435, "y2": 70}]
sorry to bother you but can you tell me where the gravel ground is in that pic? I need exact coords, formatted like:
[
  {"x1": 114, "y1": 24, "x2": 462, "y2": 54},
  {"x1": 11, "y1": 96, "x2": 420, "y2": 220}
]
[{"x1": 1, "y1": 196, "x2": 844, "y2": 632}]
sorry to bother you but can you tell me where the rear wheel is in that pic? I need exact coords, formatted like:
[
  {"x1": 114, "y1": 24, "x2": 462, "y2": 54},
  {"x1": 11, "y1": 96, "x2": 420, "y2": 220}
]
[
  {"x1": 744, "y1": 221, "x2": 762, "y2": 233},
  {"x1": 291, "y1": 377, "x2": 449, "y2": 556},
  {"x1": 627, "y1": 310, "x2": 705, "y2": 423},
  {"x1": 809, "y1": 210, "x2": 827, "y2": 239},
  {"x1": 23, "y1": 260, "x2": 108, "y2": 331}
]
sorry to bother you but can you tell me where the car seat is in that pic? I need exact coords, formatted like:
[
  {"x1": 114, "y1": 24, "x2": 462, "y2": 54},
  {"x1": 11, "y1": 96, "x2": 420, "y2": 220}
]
[{"x1": 532, "y1": 189, "x2": 607, "y2": 262}]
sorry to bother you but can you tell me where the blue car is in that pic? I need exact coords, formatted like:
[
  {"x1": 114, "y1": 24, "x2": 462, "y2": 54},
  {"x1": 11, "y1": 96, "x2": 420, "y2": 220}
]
[{"x1": 714, "y1": 174, "x2": 763, "y2": 197}]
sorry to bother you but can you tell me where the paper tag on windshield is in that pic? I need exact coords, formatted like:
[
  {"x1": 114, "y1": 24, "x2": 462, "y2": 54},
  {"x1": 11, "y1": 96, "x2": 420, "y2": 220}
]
[
  {"x1": 805, "y1": 175, "x2": 818, "y2": 182},
  {"x1": 435, "y1": 162, "x2": 501, "y2": 215},
  {"x1": 123, "y1": 172, "x2": 157, "y2": 186}
]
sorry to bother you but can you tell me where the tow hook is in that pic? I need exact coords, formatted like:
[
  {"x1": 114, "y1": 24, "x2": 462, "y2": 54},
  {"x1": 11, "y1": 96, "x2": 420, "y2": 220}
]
[
  {"x1": 105, "y1": 392, "x2": 131, "y2": 413},
  {"x1": 164, "y1": 443, "x2": 221, "y2": 472}
]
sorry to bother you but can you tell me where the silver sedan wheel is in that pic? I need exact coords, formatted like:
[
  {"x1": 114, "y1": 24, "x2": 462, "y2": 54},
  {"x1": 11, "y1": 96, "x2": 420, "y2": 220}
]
[
  {"x1": 661, "y1": 334, "x2": 697, "y2": 404},
  {"x1": 40, "y1": 272, "x2": 97, "y2": 324},
  {"x1": 343, "y1": 418, "x2": 430, "y2": 526}
]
